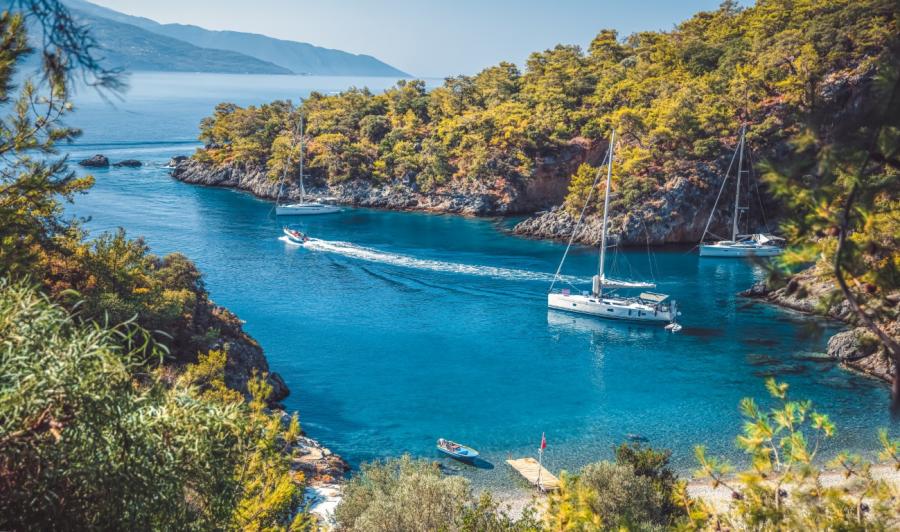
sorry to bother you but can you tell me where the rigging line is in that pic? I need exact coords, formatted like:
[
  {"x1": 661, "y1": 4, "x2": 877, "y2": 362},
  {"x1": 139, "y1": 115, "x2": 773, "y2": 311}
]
[
  {"x1": 699, "y1": 133, "x2": 741, "y2": 243},
  {"x1": 548, "y1": 144, "x2": 612, "y2": 293},
  {"x1": 748, "y1": 145, "x2": 771, "y2": 232},
  {"x1": 640, "y1": 216, "x2": 660, "y2": 282}
]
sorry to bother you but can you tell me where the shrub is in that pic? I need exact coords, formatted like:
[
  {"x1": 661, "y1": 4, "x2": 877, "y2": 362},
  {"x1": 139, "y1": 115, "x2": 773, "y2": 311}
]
[
  {"x1": 0, "y1": 281, "x2": 305, "y2": 530},
  {"x1": 335, "y1": 455, "x2": 539, "y2": 531}
]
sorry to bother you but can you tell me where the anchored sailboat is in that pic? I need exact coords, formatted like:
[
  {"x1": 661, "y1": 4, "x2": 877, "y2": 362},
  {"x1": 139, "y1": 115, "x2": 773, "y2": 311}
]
[
  {"x1": 275, "y1": 117, "x2": 340, "y2": 216},
  {"x1": 699, "y1": 126, "x2": 783, "y2": 257},
  {"x1": 547, "y1": 131, "x2": 681, "y2": 330}
]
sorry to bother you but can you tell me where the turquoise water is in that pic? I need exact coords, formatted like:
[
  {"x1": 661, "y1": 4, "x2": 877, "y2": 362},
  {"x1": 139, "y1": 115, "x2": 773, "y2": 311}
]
[{"x1": 65, "y1": 73, "x2": 893, "y2": 489}]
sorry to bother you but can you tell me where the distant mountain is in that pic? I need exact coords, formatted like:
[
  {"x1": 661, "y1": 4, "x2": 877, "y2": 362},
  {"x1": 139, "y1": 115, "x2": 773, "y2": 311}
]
[
  {"x1": 71, "y1": 10, "x2": 291, "y2": 74},
  {"x1": 63, "y1": 0, "x2": 410, "y2": 77}
]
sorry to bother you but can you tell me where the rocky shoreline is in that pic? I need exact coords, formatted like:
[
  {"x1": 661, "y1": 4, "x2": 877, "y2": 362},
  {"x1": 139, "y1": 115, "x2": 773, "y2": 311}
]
[
  {"x1": 512, "y1": 160, "x2": 765, "y2": 246},
  {"x1": 741, "y1": 271, "x2": 896, "y2": 383},
  {"x1": 168, "y1": 136, "x2": 603, "y2": 218},
  {"x1": 168, "y1": 153, "x2": 756, "y2": 248}
]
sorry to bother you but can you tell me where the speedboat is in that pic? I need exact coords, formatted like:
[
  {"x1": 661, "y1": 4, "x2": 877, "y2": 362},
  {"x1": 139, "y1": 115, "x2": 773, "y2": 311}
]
[
  {"x1": 436, "y1": 439, "x2": 479, "y2": 462},
  {"x1": 282, "y1": 227, "x2": 309, "y2": 244}
]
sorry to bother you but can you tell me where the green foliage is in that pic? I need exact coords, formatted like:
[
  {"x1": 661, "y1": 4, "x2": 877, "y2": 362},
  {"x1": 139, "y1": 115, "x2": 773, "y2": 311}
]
[
  {"x1": 565, "y1": 163, "x2": 601, "y2": 215},
  {"x1": 0, "y1": 7, "x2": 93, "y2": 278},
  {"x1": 687, "y1": 378, "x2": 900, "y2": 530},
  {"x1": 0, "y1": 281, "x2": 304, "y2": 530},
  {"x1": 759, "y1": 1, "x2": 899, "y2": 365},
  {"x1": 41, "y1": 228, "x2": 223, "y2": 361},
  {"x1": 335, "y1": 455, "x2": 470, "y2": 531},
  {"x1": 545, "y1": 444, "x2": 683, "y2": 530},
  {"x1": 334, "y1": 455, "x2": 539, "y2": 532},
  {"x1": 192, "y1": 0, "x2": 898, "y2": 236},
  {"x1": 614, "y1": 443, "x2": 682, "y2": 523},
  {"x1": 0, "y1": 4, "x2": 307, "y2": 529}
]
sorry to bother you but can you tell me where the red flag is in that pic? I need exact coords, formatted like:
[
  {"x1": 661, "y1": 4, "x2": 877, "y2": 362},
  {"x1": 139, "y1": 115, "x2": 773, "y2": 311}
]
[{"x1": 540, "y1": 432, "x2": 547, "y2": 450}]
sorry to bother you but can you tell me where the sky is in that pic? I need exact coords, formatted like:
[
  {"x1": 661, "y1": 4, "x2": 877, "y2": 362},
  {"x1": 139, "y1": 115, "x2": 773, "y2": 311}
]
[{"x1": 89, "y1": 0, "x2": 751, "y2": 78}]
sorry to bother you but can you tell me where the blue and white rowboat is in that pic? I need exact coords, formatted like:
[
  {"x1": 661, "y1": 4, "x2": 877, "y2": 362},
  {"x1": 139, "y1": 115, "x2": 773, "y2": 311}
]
[{"x1": 437, "y1": 439, "x2": 479, "y2": 462}]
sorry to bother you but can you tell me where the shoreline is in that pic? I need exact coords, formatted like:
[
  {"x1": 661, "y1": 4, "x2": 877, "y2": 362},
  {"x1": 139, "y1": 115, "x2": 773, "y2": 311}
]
[
  {"x1": 487, "y1": 463, "x2": 900, "y2": 520},
  {"x1": 164, "y1": 155, "x2": 730, "y2": 247},
  {"x1": 740, "y1": 274, "x2": 896, "y2": 384}
]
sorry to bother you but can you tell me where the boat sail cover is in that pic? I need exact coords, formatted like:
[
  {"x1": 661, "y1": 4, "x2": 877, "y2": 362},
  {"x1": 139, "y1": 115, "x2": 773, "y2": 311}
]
[{"x1": 599, "y1": 275, "x2": 656, "y2": 289}]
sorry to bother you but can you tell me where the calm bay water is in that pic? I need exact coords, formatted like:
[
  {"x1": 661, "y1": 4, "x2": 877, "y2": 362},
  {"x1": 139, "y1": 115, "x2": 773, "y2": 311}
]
[{"x1": 65, "y1": 73, "x2": 892, "y2": 490}]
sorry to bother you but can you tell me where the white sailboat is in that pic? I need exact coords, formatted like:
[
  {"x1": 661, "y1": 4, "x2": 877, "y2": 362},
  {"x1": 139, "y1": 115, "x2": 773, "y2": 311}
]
[
  {"x1": 548, "y1": 131, "x2": 681, "y2": 330},
  {"x1": 275, "y1": 117, "x2": 340, "y2": 216},
  {"x1": 699, "y1": 126, "x2": 783, "y2": 257}
]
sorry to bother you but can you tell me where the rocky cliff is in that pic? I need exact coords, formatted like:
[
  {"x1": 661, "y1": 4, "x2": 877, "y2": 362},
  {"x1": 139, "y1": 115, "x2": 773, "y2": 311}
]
[
  {"x1": 170, "y1": 137, "x2": 603, "y2": 217},
  {"x1": 512, "y1": 162, "x2": 733, "y2": 246},
  {"x1": 194, "y1": 298, "x2": 289, "y2": 403}
]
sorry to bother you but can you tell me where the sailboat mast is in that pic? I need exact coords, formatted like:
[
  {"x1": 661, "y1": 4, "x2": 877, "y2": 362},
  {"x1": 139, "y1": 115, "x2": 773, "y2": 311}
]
[
  {"x1": 298, "y1": 116, "x2": 306, "y2": 201},
  {"x1": 596, "y1": 130, "x2": 616, "y2": 296},
  {"x1": 732, "y1": 125, "x2": 745, "y2": 241}
]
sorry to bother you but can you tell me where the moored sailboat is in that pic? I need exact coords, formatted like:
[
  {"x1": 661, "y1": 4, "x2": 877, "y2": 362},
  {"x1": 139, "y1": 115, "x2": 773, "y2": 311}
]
[
  {"x1": 275, "y1": 117, "x2": 340, "y2": 216},
  {"x1": 547, "y1": 131, "x2": 681, "y2": 330},
  {"x1": 699, "y1": 125, "x2": 783, "y2": 257}
]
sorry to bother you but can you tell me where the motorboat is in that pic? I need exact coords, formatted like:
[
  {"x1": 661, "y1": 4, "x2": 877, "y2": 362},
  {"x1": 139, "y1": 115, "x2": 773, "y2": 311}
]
[{"x1": 282, "y1": 227, "x2": 309, "y2": 244}]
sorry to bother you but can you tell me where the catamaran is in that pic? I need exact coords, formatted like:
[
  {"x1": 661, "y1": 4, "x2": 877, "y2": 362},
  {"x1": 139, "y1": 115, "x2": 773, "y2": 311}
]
[
  {"x1": 699, "y1": 125, "x2": 783, "y2": 257},
  {"x1": 275, "y1": 117, "x2": 340, "y2": 216},
  {"x1": 547, "y1": 131, "x2": 681, "y2": 331}
]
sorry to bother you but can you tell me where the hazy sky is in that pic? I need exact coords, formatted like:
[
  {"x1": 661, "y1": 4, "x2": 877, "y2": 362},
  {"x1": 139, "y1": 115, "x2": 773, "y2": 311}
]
[{"x1": 89, "y1": 0, "x2": 750, "y2": 77}]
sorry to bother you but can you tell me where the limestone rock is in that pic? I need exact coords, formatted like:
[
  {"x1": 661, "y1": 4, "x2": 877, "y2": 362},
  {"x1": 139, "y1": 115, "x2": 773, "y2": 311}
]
[
  {"x1": 78, "y1": 154, "x2": 110, "y2": 167},
  {"x1": 828, "y1": 327, "x2": 893, "y2": 383}
]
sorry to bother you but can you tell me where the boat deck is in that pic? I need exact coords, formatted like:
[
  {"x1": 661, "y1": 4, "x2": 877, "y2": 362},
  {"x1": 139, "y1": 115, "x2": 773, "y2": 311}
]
[{"x1": 506, "y1": 457, "x2": 560, "y2": 492}]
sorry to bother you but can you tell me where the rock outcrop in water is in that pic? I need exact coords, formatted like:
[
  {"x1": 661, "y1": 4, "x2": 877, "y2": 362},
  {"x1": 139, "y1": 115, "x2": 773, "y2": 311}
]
[
  {"x1": 78, "y1": 154, "x2": 110, "y2": 167},
  {"x1": 113, "y1": 159, "x2": 142, "y2": 167},
  {"x1": 741, "y1": 270, "x2": 898, "y2": 384}
]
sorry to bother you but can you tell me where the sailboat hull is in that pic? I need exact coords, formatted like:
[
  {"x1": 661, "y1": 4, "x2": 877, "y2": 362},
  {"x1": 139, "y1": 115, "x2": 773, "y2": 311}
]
[
  {"x1": 547, "y1": 293, "x2": 675, "y2": 323},
  {"x1": 699, "y1": 243, "x2": 782, "y2": 257},
  {"x1": 276, "y1": 202, "x2": 340, "y2": 215}
]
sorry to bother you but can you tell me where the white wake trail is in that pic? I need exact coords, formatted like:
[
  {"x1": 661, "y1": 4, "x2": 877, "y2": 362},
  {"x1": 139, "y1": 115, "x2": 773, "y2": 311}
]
[{"x1": 281, "y1": 236, "x2": 583, "y2": 283}]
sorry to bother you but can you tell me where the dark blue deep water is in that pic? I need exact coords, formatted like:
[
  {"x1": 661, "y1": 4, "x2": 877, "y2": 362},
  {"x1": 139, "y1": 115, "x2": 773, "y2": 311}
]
[{"x1": 65, "y1": 73, "x2": 893, "y2": 491}]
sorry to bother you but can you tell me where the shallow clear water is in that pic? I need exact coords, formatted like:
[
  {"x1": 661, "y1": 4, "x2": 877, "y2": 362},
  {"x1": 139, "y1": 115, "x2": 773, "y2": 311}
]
[{"x1": 63, "y1": 73, "x2": 893, "y2": 490}]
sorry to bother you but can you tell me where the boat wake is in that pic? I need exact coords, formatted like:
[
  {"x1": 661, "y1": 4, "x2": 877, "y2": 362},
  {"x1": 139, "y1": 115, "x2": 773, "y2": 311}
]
[{"x1": 281, "y1": 236, "x2": 583, "y2": 283}]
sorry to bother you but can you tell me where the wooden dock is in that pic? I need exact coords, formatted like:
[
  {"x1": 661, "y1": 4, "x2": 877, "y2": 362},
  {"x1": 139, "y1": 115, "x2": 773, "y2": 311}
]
[{"x1": 506, "y1": 457, "x2": 560, "y2": 492}]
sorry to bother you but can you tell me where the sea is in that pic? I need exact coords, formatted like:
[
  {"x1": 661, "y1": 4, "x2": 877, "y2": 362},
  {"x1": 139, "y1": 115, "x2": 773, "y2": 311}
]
[{"x1": 62, "y1": 72, "x2": 894, "y2": 491}]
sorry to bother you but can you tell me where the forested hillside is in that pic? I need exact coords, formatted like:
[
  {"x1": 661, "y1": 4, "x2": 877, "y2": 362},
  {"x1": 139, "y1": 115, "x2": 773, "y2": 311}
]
[{"x1": 183, "y1": 0, "x2": 897, "y2": 243}]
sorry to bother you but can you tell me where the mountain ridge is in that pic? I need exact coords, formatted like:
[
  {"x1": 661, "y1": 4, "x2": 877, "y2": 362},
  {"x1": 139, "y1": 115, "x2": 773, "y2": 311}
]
[{"x1": 63, "y1": 0, "x2": 410, "y2": 77}]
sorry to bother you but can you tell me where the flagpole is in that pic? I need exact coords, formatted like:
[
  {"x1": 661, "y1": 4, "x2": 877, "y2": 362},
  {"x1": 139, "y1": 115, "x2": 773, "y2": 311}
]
[{"x1": 537, "y1": 432, "x2": 544, "y2": 491}]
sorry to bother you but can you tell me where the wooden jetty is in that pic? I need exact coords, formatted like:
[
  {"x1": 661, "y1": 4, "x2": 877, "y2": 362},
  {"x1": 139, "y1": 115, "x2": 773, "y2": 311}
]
[{"x1": 506, "y1": 457, "x2": 560, "y2": 492}]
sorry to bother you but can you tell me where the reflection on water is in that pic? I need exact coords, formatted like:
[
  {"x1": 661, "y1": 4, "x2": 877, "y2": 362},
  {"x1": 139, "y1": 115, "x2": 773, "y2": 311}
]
[{"x1": 547, "y1": 309, "x2": 659, "y2": 343}]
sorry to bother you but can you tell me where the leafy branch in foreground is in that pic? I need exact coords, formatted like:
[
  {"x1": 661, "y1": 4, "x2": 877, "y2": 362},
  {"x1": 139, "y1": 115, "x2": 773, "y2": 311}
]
[
  {"x1": 688, "y1": 378, "x2": 900, "y2": 530},
  {"x1": 762, "y1": 7, "x2": 900, "y2": 407}
]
